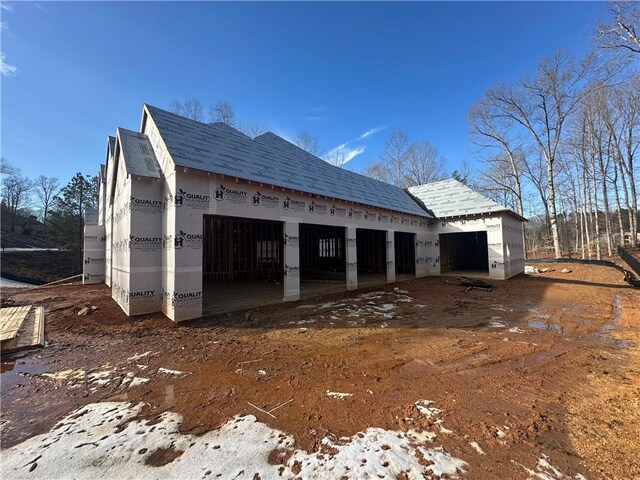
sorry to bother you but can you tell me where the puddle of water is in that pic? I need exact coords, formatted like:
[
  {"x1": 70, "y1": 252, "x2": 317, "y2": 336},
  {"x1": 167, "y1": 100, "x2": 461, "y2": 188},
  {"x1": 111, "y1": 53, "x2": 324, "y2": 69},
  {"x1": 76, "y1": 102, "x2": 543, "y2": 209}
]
[
  {"x1": 566, "y1": 317, "x2": 593, "y2": 325},
  {"x1": 600, "y1": 337, "x2": 637, "y2": 349},
  {"x1": 527, "y1": 320, "x2": 562, "y2": 332},
  {"x1": 599, "y1": 295, "x2": 622, "y2": 334},
  {"x1": 594, "y1": 295, "x2": 636, "y2": 348},
  {"x1": 0, "y1": 358, "x2": 49, "y2": 393}
]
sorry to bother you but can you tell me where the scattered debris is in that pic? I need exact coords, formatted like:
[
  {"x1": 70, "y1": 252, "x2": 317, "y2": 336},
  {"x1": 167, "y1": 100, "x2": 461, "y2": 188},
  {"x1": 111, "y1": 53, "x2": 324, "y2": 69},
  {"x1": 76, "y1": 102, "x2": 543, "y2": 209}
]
[
  {"x1": 561, "y1": 268, "x2": 572, "y2": 274},
  {"x1": 525, "y1": 265, "x2": 539, "y2": 274},
  {"x1": 247, "y1": 402, "x2": 277, "y2": 419},
  {"x1": 247, "y1": 398, "x2": 293, "y2": 419},
  {"x1": 76, "y1": 305, "x2": 98, "y2": 317},
  {"x1": 457, "y1": 276, "x2": 493, "y2": 292}
]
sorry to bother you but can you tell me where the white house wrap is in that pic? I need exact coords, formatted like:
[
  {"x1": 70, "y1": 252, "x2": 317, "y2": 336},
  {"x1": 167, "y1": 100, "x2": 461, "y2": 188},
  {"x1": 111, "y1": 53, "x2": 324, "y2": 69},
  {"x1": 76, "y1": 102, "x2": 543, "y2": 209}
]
[{"x1": 87, "y1": 105, "x2": 525, "y2": 322}]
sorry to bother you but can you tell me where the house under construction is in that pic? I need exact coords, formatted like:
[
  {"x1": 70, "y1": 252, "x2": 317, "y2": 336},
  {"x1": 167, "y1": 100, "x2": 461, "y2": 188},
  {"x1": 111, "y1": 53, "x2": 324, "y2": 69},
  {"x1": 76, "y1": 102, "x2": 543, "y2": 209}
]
[{"x1": 83, "y1": 105, "x2": 525, "y2": 322}]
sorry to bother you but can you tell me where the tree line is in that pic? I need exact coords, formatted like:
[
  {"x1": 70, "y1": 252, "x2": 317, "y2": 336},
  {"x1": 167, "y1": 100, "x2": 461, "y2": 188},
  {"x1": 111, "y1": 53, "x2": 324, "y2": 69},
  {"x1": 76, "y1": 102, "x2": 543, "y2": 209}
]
[
  {"x1": 468, "y1": 1, "x2": 639, "y2": 258},
  {"x1": 1, "y1": 159, "x2": 98, "y2": 254}
]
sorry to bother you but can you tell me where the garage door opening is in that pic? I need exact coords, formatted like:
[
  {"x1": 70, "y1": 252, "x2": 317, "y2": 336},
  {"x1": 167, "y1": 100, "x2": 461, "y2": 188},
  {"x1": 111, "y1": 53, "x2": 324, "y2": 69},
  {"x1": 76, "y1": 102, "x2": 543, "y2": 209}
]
[
  {"x1": 202, "y1": 215, "x2": 284, "y2": 315},
  {"x1": 357, "y1": 228, "x2": 387, "y2": 287},
  {"x1": 394, "y1": 231, "x2": 416, "y2": 277},
  {"x1": 299, "y1": 224, "x2": 346, "y2": 298},
  {"x1": 439, "y1": 231, "x2": 489, "y2": 274}
]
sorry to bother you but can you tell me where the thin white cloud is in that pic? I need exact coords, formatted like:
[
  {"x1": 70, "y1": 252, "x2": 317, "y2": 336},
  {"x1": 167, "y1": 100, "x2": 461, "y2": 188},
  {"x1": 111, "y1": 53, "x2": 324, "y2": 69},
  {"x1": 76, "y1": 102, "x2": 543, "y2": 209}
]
[
  {"x1": 342, "y1": 145, "x2": 366, "y2": 163},
  {"x1": 1, "y1": 20, "x2": 6, "y2": 30},
  {"x1": 357, "y1": 125, "x2": 387, "y2": 141},
  {"x1": 303, "y1": 115, "x2": 323, "y2": 121},
  {"x1": 323, "y1": 144, "x2": 366, "y2": 165},
  {"x1": 322, "y1": 123, "x2": 385, "y2": 166},
  {"x1": 1, "y1": 53, "x2": 16, "y2": 76},
  {"x1": 1, "y1": 3, "x2": 13, "y2": 11}
]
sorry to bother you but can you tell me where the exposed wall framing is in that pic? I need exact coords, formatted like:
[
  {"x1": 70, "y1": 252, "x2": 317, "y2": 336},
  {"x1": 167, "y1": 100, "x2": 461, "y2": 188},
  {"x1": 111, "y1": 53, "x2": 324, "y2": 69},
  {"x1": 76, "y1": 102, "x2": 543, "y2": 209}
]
[
  {"x1": 299, "y1": 224, "x2": 346, "y2": 277},
  {"x1": 203, "y1": 215, "x2": 283, "y2": 283},
  {"x1": 356, "y1": 228, "x2": 386, "y2": 274},
  {"x1": 439, "y1": 231, "x2": 489, "y2": 273},
  {"x1": 394, "y1": 231, "x2": 416, "y2": 275}
]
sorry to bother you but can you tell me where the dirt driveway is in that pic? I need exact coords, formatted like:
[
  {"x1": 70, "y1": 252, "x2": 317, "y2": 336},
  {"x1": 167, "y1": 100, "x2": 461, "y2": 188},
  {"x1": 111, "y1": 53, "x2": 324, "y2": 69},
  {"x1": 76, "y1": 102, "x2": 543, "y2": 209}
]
[{"x1": 1, "y1": 263, "x2": 639, "y2": 479}]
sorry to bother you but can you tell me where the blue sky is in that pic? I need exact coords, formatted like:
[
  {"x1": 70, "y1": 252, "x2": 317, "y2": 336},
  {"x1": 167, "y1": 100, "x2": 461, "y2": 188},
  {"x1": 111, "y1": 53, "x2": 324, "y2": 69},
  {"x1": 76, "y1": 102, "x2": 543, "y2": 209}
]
[{"x1": 1, "y1": 1, "x2": 607, "y2": 188}]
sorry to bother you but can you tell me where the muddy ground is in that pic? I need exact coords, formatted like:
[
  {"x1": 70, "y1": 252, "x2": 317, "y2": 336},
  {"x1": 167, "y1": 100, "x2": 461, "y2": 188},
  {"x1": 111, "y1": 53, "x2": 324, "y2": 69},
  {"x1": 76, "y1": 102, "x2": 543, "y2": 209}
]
[{"x1": 1, "y1": 263, "x2": 639, "y2": 479}]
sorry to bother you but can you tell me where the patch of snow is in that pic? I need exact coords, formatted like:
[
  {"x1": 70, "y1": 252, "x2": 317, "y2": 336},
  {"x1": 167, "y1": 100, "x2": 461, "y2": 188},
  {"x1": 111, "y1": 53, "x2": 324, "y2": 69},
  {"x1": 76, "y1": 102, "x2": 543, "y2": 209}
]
[
  {"x1": 489, "y1": 320, "x2": 507, "y2": 328},
  {"x1": 358, "y1": 291, "x2": 386, "y2": 300},
  {"x1": 41, "y1": 369, "x2": 86, "y2": 382},
  {"x1": 418, "y1": 446, "x2": 468, "y2": 477},
  {"x1": 508, "y1": 327, "x2": 524, "y2": 333},
  {"x1": 407, "y1": 429, "x2": 438, "y2": 443},
  {"x1": 326, "y1": 390, "x2": 353, "y2": 399},
  {"x1": 296, "y1": 319, "x2": 316, "y2": 325},
  {"x1": 129, "y1": 377, "x2": 150, "y2": 388},
  {"x1": 469, "y1": 441, "x2": 485, "y2": 455},
  {"x1": 0, "y1": 402, "x2": 469, "y2": 480},
  {"x1": 394, "y1": 287, "x2": 409, "y2": 294},
  {"x1": 415, "y1": 400, "x2": 442, "y2": 418},
  {"x1": 375, "y1": 303, "x2": 396, "y2": 312},
  {"x1": 514, "y1": 453, "x2": 588, "y2": 480},
  {"x1": 438, "y1": 425, "x2": 454, "y2": 434},
  {"x1": 157, "y1": 368, "x2": 190, "y2": 377},
  {"x1": 127, "y1": 351, "x2": 152, "y2": 362},
  {"x1": 87, "y1": 370, "x2": 114, "y2": 383}
]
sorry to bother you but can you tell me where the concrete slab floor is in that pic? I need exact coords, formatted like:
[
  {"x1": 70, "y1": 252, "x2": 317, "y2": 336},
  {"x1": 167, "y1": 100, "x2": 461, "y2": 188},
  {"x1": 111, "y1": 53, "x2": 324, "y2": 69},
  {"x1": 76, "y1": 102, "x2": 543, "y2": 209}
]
[{"x1": 202, "y1": 273, "x2": 410, "y2": 317}]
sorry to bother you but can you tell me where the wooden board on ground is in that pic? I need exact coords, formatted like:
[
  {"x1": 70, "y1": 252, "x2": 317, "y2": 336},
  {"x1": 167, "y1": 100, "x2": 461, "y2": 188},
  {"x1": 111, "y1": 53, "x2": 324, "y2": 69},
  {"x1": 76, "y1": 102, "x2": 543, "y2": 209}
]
[
  {"x1": 0, "y1": 306, "x2": 45, "y2": 354},
  {"x1": 0, "y1": 306, "x2": 32, "y2": 341}
]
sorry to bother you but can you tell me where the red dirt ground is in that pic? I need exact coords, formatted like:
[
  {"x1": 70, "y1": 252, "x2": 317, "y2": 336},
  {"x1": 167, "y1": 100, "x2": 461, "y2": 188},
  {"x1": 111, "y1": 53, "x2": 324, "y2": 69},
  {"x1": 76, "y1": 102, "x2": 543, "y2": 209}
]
[{"x1": 1, "y1": 263, "x2": 639, "y2": 479}]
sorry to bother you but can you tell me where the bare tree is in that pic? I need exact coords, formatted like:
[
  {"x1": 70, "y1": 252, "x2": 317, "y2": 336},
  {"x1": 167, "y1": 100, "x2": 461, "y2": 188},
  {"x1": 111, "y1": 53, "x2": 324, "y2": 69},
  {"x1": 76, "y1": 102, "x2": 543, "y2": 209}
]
[
  {"x1": 469, "y1": 98, "x2": 525, "y2": 219},
  {"x1": 324, "y1": 147, "x2": 348, "y2": 168},
  {"x1": 169, "y1": 99, "x2": 184, "y2": 116},
  {"x1": 602, "y1": 75, "x2": 640, "y2": 247},
  {"x1": 0, "y1": 157, "x2": 16, "y2": 175},
  {"x1": 596, "y1": 2, "x2": 640, "y2": 56},
  {"x1": 210, "y1": 101, "x2": 235, "y2": 125},
  {"x1": 362, "y1": 161, "x2": 390, "y2": 183},
  {"x1": 34, "y1": 175, "x2": 60, "y2": 236},
  {"x1": 1, "y1": 163, "x2": 32, "y2": 232},
  {"x1": 484, "y1": 52, "x2": 595, "y2": 258},
  {"x1": 237, "y1": 122, "x2": 265, "y2": 138},
  {"x1": 182, "y1": 99, "x2": 204, "y2": 121},
  {"x1": 476, "y1": 154, "x2": 523, "y2": 212},
  {"x1": 380, "y1": 130, "x2": 409, "y2": 187},
  {"x1": 169, "y1": 98, "x2": 204, "y2": 121},
  {"x1": 404, "y1": 141, "x2": 446, "y2": 185},
  {"x1": 293, "y1": 131, "x2": 321, "y2": 156}
]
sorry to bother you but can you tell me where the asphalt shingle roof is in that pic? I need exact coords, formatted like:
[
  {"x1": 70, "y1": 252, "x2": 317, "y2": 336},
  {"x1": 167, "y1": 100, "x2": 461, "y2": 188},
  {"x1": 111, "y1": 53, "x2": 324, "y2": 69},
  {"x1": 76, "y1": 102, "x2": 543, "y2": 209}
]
[
  {"x1": 409, "y1": 179, "x2": 523, "y2": 220},
  {"x1": 145, "y1": 105, "x2": 431, "y2": 218},
  {"x1": 117, "y1": 128, "x2": 161, "y2": 179}
]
